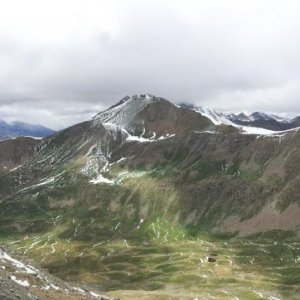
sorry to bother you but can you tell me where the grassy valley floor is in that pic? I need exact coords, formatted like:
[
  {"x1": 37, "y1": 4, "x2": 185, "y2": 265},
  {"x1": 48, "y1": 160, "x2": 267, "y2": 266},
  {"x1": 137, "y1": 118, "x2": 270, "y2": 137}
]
[{"x1": 3, "y1": 230, "x2": 300, "y2": 300}]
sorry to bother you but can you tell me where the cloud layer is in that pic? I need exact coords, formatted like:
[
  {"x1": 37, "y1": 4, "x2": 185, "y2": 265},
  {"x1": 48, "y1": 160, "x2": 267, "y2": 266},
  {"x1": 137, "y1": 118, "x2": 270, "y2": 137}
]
[{"x1": 1, "y1": 0, "x2": 300, "y2": 129}]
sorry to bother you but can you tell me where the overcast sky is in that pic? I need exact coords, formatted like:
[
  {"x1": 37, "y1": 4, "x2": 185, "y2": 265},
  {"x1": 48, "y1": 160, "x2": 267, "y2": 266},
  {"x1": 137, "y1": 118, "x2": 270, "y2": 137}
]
[{"x1": 1, "y1": 0, "x2": 300, "y2": 129}]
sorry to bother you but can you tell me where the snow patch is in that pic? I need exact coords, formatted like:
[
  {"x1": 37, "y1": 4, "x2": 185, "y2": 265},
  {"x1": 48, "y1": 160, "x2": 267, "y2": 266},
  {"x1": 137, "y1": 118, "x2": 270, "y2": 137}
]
[
  {"x1": 241, "y1": 127, "x2": 277, "y2": 135},
  {"x1": 242, "y1": 126, "x2": 300, "y2": 136},
  {"x1": 73, "y1": 287, "x2": 86, "y2": 293},
  {"x1": 114, "y1": 170, "x2": 149, "y2": 184},
  {"x1": 116, "y1": 157, "x2": 127, "y2": 163},
  {"x1": 90, "y1": 174, "x2": 114, "y2": 185},
  {"x1": 9, "y1": 165, "x2": 23, "y2": 172},
  {"x1": 10, "y1": 275, "x2": 30, "y2": 287},
  {"x1": 90, "y1": 291, "x2": 101, "y2": 298},
  {"x1": 0, "y1": 250, "x2": 38, "y2": 275},
  {"x1": 194, "y1": 106, "x2": 234, "y2": 126},
  {"x1": 158, "y1": 133, "x2": 175, "y2": 140},
  {"x1": 126, "y1": 134, "x2": 155, "y2": 143},
  {"x1": 17, "y1": 172, "x2": 65, "y2": 193}
]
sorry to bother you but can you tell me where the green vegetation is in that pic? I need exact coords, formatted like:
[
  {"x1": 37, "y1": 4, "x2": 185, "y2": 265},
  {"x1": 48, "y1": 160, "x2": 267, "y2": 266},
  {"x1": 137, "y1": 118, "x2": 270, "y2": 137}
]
[
  {"x1": 3, "y1": 224, "x2": 300, "y2": 300},
  {"x1": 1, "y1": 144, "x2": 300, "y2": 299},
  {"x1": 1, "y1": 163, "x2": 299, "y2": 299}
]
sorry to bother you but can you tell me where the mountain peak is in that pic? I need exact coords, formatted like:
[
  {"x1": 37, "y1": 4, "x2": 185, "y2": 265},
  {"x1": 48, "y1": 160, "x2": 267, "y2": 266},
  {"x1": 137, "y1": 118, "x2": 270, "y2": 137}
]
[
  {"x1": 93, "y1": 94, "x2": 168, "y2": 122},
  {"x1": 93, "y1": 95, "x2": 213, "y2": 138},
  {"x1": 106, "y1": 94, "x2": 156, "y2": 111},
  {"x1": 93, "y1": 94, "x2": 175, "y2": 136}
]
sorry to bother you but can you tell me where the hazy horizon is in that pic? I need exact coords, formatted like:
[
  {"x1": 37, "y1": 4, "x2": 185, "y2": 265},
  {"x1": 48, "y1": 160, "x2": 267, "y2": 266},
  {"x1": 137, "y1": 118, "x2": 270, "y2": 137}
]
[{"x1": 1, "y1": 0, "x2": 300, "y2": 129}]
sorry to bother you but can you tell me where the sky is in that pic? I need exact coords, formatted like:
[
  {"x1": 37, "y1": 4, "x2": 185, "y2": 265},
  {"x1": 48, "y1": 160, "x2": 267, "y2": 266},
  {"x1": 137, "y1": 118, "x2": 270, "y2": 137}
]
[{"x1": 1, "y1": 0, "x2": 300, "y2": 129}]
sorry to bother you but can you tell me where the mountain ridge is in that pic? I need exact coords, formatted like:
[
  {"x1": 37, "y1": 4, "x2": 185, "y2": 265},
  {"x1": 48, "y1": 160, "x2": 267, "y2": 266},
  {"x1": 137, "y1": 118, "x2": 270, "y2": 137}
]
[
  {"x1": 186, "y1": 104, "x2": 300, "y2": 132},
  {"x1": 0, "y1": 119, "x2": 55, "y2": 140},
  {"x1": 1, "y1": 95, "x2": 299, "y2": 232},
  {"x1": 1, "y1": 94, "x2": 300, "y2": 299},
  {"x1": 93, "y1": 94, "x2": 215, "y2": 138}
]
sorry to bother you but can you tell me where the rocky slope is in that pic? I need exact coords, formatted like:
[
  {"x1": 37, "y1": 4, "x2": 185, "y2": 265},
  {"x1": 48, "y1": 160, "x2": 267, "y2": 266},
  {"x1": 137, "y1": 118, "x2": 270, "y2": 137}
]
[
  {"x1": 0, "y1": 137, "x2": 39, "y2": 172},
  {"x1": 1, "y1": 95, "x2": 299, "y2": 236},
  {"x1": 0, "y1": 94, "x2": 300, "y2": 299},
  {"x1": 0, "y1": 246, "x2": 114, "y2": 300},
  {"x1": 94, "y1": 94, "x2": 214, "y2": 137}
]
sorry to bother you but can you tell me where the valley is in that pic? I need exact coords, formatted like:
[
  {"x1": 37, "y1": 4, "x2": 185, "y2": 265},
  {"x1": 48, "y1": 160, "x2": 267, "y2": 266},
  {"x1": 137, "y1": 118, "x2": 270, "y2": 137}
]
[
  {"x1": 3, "y1": 225, "x2": 300, "y2": 299},
  {"x1": 0, "y1": 95, "x2": 300, "y2": 299}
]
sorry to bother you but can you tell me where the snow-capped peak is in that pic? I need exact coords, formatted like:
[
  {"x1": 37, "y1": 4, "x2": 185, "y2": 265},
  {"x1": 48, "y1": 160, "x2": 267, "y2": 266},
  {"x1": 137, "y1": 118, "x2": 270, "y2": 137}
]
[
  {"x1": 93, "y1": 94, "x2": 156, "y2": 122},
  {"x1": 228, "y1": 111, "x2": 291, "y2": 123},
  {"x1": 92, "y1": 95, "x2": 299, "y2": 138},
  {"x1": 92, "y1": 94, "x2": 172, "y2": 137},
  {"x1": 191, "y1": 105, "x2": 300, "y2": 135}
]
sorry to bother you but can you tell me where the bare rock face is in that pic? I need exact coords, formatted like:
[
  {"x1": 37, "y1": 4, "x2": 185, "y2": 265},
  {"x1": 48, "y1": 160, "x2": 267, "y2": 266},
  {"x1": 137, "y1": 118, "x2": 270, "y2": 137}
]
[{"x1": 136, "y1": 100, "x2": 213, "y2": 137}]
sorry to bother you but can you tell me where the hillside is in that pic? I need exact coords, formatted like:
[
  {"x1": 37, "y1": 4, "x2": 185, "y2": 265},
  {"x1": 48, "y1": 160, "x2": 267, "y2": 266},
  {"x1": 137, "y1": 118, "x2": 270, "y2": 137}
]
[
  {"x1": 1, "y1": 95, "x2": 300, "y2": 299},
  {"x1": 0, "y1": 246, "x2": 113, "y2": 300}
]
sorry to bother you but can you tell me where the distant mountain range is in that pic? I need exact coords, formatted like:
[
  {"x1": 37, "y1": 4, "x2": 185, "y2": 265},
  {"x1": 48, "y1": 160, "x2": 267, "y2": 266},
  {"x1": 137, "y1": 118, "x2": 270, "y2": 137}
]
[
  {"x1": 0, "y1": 120, "x2": 55, "y2": 140},
  {"x1": 227, "y1": 111, "x2": 300, "y2": 131},
  {"x1": 193, "y1": 106, "x2": 300, "y2": 132}
]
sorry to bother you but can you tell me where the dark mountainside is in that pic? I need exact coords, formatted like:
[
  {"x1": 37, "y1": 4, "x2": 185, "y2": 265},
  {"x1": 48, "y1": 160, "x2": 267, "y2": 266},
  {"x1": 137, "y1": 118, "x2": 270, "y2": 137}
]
[{"x1": 0, "y1": 95, "x2": 300, "y2": 300}]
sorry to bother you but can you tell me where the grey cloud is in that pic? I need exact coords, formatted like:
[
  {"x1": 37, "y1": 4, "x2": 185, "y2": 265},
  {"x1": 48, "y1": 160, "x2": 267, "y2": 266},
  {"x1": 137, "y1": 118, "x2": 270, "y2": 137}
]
[{"x1": 0, "y1": 0, "x2": 300, "y2": 129}]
